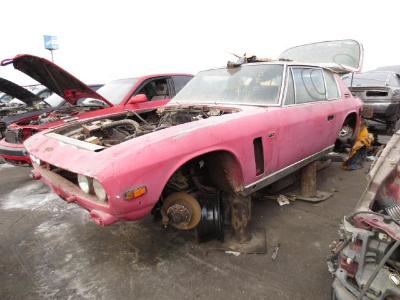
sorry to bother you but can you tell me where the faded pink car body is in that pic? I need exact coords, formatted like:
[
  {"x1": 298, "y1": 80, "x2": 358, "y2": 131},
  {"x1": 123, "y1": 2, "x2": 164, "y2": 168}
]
[{"x1": 26, "y1": 65, "x2": 362, "y2": 225}]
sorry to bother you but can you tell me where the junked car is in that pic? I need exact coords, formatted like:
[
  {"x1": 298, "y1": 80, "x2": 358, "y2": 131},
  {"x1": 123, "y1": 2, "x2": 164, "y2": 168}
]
[
  {"x1": 0, "y1": 92, "x2": 12, "y2": 105},
  {"x1": 328, "y1": 131, "x2": 400, "y2": 299},
  {"x1": 0, "y1": 54, "x2": 193, "y2": 165},
  {"x1": 344, "y1": 70, "x2": 400, "y2": 133},
  {"x1": 25, "y1": 40, "x2": 363, "y2": 240},
  {"x1": 0, "y1": 78, "x2": 52, "y2": 137}
]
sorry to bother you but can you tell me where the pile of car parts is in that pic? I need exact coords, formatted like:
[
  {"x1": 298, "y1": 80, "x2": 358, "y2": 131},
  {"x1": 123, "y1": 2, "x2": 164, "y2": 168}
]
[{"x1": 329, "y1": 131, "x2": 400, "y2": 299}]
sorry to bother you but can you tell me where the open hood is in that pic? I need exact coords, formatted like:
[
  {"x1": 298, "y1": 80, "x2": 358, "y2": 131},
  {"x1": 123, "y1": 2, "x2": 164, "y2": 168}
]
[
  {"x1": 1, "y1": 54, "x2": 113, "y2": 106},
  {"x1": 0, "y1": 77, "x2": 40, "y2": 106},
  {"x1": 279, "y1": 39, "x2": 363, "y2": 74}
]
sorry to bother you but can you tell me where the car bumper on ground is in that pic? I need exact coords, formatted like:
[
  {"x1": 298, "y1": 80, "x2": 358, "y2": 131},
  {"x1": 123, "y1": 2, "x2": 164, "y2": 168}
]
[
  {"x1": 0, "y1": 139, "x2": 30, "y2": 165},
  {"x1": 30, "y1": 164, "x2": 151, "y2": 225}
]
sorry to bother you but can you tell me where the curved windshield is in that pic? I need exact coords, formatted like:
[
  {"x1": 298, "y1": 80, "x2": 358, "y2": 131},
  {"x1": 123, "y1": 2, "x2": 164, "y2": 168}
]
[
  {"x1": 173, "y1": 64, "x2": 284, "y2": 106},
  {"x1": 96, "y1": 78, "x2": 138, "y2": 105},
  {"x1": 0, "y1": 93, "x2": 12, "y2": 103},
  {"x1": 344, "y1": 72, "x2": 389, "y2": 87}
]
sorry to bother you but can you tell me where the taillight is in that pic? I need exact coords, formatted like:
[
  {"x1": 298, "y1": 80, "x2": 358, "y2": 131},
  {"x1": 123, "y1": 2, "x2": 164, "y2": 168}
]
[
  {"x1": 340, "y1": 239, "x2": 362, "y2": 277},
  {"x1": 21, "y1": 128, "x2": 33, "y2": 141},
  {"x1": 340, "y1": 255, "x2": 359, "y2": 278}
]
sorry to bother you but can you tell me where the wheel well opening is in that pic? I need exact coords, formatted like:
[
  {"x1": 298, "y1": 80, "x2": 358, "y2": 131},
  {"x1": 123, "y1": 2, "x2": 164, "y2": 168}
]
[
  {"x1": 161, "y1": 150, "x2": 244, "y2": 198},
  {"x1": 344, "y1": 112, "x2": 357, "y2": 130},
  {"x1": 335, "y1": 112, "x2": 358, "y2": 152}
]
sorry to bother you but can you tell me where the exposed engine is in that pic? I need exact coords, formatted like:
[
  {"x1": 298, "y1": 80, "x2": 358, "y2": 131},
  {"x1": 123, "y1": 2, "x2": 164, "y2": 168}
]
[
  {"x1": 0, "y1": 105, "x2": 34, "y2": 117},
  {"x1": 55, "y1": 106, "x2": 235, "y2": 148},
  {"x1": 17, "y1": 106, "x2": 99, "y2": 126}
]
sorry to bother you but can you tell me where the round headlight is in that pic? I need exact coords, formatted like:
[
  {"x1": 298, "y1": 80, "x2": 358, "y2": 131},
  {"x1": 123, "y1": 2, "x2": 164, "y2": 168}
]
[
  {"x1": 77, "y1": 175, "x2": 92, "y2": 194},
  {"x1": 93, "y1": 179, "x2": 107, "y2": 202}
]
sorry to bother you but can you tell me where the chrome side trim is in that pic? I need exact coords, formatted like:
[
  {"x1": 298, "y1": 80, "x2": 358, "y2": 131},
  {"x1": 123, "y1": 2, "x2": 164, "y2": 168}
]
[
  {"x1": 242, "y1": 145, "x2": 334, "y2": 196},
  {"x1": 46, "y1": 132, "x2": 105, "y2": 152}
]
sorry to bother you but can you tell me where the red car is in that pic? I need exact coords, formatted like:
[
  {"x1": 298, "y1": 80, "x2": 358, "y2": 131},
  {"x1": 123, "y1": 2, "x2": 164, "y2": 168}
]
[
  {"x1": 25, "y1": 40, "x2": 363, "y2": 240},
  {"x1": 0, "y1": 54, "x2": 192, "y2": 165}
]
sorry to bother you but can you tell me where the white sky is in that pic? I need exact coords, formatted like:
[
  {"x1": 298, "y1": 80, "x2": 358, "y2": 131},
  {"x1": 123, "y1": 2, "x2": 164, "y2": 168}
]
[{"x1": 0, "y1": 0, "x2": 398, "y2": 85}]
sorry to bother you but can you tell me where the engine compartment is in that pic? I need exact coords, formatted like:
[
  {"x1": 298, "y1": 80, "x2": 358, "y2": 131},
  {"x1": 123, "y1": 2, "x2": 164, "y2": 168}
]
[
  {"x1": 16, "y1": 106, "x2": 100, "y2": 126},
  {"x1": 0, "y1": 105, "x2": 36, "y2": 117},
  {"x1": 54, "y1": 106, "x2": 237, "y2": 148}
]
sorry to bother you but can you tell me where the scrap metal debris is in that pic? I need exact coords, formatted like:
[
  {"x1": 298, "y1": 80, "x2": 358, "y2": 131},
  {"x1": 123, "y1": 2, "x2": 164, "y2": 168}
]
[
  {"x1": 271, "y1": 243, "x2": 280, "y2": 260},
  {"x1": 225, "y1": 250, "x2": 241, "y2": 256},
  {"x1": 227, "y1": 53, "x2": 273, "y2": 68},
  {"x1": 276, "y1": 194, "x2": 290, "y2": 206}
]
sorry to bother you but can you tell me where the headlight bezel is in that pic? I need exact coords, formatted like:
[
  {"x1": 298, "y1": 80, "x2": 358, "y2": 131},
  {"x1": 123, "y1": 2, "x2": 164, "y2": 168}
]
[
  {"x1": 77, "y1": 174, "x2": 93, "y2": 194},
  {"x1": 93, "y1": 178, "x2": 108, "y2": 202}
]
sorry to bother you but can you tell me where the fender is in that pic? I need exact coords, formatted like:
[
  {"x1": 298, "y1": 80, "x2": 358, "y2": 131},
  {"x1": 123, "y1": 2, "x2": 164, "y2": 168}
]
[{"x1": 154, "y1": 147, "x2": 245, "y2": 202}]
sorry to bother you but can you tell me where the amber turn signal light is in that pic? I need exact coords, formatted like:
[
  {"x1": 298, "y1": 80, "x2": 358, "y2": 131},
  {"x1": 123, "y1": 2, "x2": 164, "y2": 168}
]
[{"x1": 124, "y1": 186, "x2": 147, "y2": 200}]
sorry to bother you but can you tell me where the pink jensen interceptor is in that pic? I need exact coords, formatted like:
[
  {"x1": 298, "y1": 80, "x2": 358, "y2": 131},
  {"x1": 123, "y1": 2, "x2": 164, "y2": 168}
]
[{"x1": 25, "y1": 40, "x2": 364, "y2": 240}]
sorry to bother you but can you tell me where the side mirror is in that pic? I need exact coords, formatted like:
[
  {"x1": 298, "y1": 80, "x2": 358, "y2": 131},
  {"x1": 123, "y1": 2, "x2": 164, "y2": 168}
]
[{"x1": 128, "y1": 93, "x2": 148, "y2": 104}]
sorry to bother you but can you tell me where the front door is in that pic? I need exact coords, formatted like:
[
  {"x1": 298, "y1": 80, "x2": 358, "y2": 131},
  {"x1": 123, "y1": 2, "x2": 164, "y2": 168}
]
[{"x1": 274, "y1": 66, "x2": 334, "y2": 171}]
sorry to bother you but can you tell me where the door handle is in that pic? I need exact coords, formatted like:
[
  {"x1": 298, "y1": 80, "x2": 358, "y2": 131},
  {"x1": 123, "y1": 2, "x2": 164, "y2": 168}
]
[{"x1": 327, "y1": 115, "x2": 335, "y2": 121}]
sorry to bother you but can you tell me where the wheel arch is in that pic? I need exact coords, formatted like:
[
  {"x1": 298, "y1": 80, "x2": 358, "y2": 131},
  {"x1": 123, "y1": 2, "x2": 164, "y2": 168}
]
[
  {"x1": 342, "y1": 111, "x2": 358, "y2": 130},
  {"x1": 159, "y1": 149, "x2": 245, "y2": 198}
]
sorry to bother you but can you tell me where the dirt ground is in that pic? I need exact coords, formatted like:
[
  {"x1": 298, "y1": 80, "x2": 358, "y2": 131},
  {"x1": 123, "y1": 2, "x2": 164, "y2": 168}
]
[{"x1": 0, "y1": 156, "x2": 373, "y2": 300}]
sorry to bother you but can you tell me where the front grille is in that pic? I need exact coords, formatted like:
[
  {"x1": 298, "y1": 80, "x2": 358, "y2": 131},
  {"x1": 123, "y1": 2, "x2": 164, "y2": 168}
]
[
  {"x1": 5, "y1": 129, "x2": 21, "y2": 144},
  {"x1": 49, "y1": 165, "x2": 78, "y2": 184}
]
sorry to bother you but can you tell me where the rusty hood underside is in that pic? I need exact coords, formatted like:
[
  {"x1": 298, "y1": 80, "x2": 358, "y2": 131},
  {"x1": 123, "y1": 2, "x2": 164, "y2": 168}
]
[{"x1": 1, "y1": 55, "x2": 112, "y2": 106}]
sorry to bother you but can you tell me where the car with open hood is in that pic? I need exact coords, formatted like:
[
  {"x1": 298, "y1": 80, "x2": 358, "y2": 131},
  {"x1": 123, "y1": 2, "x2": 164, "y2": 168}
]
[
  {"x1": 0, "y1": 78, "x2": 52, "y2": 137},
  {"x1": 344, "y1": 70, "x2": 400, "y2": 133},
  {"x1": 328, "y1": 131, "x2": 400, "y2": 299},
  {"x1": 0, "y1": 54, "x2": 193, "y2": 165},
  {"x1": 25, "y1": 40, "x2": 363, "y2": 240}
]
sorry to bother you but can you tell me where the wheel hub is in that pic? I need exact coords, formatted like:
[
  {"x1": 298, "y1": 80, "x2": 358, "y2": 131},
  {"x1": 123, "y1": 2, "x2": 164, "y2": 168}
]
[{"x1": 167, "y1": 204, "x2": 191, "y2": 224}]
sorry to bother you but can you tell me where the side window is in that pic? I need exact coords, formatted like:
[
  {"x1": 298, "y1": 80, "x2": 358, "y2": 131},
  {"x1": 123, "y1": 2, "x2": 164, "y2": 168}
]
[
  {"x1": 291, "y1": 68, "x2": 326, "y2": 103},
  {"x1": 137, "y1": 78, "x2": 169, "y2": 101},
  {"x1": 284, "y1": 69, "x2": 295, "y2": 105},
  {"x1": 173, "y1": 76, "x2": 192, "y2": 94},
  {"x1": 324, "y1": 70, "x2": 340, "y2": 99}
]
